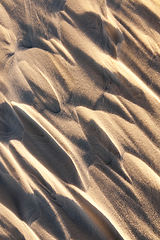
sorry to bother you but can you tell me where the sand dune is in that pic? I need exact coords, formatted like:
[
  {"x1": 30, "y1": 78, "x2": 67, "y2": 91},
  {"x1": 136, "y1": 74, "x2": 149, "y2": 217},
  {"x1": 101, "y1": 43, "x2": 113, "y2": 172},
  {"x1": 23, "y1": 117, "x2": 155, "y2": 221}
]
[{"x1": 0, "y1": 0, "x2": 160, "y2": 239}]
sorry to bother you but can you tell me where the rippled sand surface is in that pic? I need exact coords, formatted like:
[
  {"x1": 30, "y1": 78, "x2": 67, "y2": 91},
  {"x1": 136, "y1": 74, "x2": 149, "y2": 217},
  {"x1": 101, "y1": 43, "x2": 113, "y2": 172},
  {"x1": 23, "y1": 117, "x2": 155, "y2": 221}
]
[{"x1": 0, "y1": 0, "x2": 160, "y2": 239}]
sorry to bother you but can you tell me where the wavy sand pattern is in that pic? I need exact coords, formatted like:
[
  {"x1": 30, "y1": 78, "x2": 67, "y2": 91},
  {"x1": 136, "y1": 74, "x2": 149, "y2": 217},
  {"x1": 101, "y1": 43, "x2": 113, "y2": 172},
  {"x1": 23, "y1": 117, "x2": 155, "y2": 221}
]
[{"x1": 0, "y1": 0, "x2": 160, "y2": 239}]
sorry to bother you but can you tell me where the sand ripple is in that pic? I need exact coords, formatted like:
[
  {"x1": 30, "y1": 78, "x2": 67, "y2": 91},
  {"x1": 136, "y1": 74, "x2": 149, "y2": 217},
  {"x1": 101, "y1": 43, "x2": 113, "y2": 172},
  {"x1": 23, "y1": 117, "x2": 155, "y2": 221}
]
[{"x1": 0, "y1": 0, "x2": 160, "y2": 239}]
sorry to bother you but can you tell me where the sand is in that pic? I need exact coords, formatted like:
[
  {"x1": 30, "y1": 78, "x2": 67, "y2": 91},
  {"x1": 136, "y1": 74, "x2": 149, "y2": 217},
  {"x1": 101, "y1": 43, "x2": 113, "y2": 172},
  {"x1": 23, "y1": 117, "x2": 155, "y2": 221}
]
[{"x1": 0, "y1": 0, "x2": 160, "y2": 239}]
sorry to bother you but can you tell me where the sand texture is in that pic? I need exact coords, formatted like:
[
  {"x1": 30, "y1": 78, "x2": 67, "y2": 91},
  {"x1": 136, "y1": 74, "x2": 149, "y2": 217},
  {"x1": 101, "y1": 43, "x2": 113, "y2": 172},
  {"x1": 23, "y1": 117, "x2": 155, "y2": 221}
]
[{"x1": 0, "y1": 0, "x2": 160, "y2": 239}]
